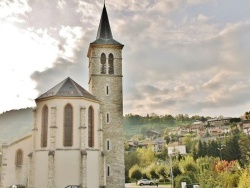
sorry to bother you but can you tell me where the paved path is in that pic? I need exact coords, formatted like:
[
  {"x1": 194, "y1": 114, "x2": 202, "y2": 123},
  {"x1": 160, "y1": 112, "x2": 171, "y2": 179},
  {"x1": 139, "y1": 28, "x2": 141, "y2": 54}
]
[{"x1": 125, "y1": 183, "x2": 171, "y2": 188}]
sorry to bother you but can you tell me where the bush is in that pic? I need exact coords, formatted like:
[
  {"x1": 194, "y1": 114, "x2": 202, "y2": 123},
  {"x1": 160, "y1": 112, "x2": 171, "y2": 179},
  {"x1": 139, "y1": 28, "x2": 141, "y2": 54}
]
[{"x1": 174, "y1": 175, "x2": 192, "y2": 188}]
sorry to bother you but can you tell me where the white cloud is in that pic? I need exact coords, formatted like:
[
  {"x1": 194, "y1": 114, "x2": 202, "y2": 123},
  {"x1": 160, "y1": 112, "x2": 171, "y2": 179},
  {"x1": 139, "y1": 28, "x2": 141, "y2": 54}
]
[
  {"x1": 0, "y1": 23, "x2": 59, "y2": 112},
  {"x1": 0, "y1": 0, "x2": 31, "y2": 18},
  {"x1": 58, "y1": 26, "x2": 85, "y2": 61}
]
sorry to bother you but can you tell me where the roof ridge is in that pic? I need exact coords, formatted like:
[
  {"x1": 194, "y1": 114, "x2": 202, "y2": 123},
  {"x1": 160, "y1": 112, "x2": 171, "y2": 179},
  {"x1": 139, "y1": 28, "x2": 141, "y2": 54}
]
[
  {"x1": 54, "y1": 77, "x2": 70, "y2": 95},
  {"x1": 69, "y1": 78, "x2": 84, "y2": 96}
]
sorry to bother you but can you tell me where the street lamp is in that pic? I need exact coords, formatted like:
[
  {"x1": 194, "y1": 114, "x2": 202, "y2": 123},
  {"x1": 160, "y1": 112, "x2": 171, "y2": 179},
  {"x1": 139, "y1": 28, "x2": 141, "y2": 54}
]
[
  {"x1": 218, "y1": 144, "x2": 225, "y2": 160},
  {"x1": 169, "y1": 150, "x2": 178, "y2": 188}
]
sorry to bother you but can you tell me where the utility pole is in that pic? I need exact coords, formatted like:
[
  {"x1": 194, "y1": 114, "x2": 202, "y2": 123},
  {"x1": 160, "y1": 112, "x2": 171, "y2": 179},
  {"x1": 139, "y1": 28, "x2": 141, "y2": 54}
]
[{"x1": 169, "y1": 154, "x2": 174, "y2": 188}]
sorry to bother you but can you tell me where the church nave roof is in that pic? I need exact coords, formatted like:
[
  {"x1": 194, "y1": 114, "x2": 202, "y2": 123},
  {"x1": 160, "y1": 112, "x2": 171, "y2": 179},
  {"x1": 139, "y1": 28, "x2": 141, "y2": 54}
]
[{"x1": 36, "y1": 77, "x2": 98, "y2": 101}]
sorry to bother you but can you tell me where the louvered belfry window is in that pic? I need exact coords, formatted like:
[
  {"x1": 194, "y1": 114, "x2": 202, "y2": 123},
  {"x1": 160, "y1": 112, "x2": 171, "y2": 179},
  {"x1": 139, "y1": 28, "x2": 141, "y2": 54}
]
[
  {"x1": 64, "y1": 104, "x2": 73, "y2": 146},
  {"x1": 41, "y1": 105, "x2": 48, "y2": 147},
  {"x1": 88, "y1": 106, "x2": 94, "y2": 147},
  {"x1": 101, "y1": 53, "x2": 106, "y2": 74},
  {"x1": 108, "y1": 53, "x2": 114, "y2": 74}
]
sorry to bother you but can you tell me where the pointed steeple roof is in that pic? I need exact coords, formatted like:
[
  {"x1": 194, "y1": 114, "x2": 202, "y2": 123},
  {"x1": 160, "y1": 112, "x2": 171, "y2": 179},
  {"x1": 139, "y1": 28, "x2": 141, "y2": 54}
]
[
  {"x1": 36, "y1": 77, "x2": 98, "y2": 101},
  {"x1": 91, "y1": 4, "x2": 123, "y2": 46},
  {"x1": 96, "y1": 4, "x2": 113, "y2": 40}
]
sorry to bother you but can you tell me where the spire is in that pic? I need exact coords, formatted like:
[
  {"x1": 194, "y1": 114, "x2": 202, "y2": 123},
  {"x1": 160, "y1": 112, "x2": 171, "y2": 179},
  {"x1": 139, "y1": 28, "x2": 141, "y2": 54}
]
[
  {"x1": 89, "y1": 4, "x2": 123, "y2": 46},
  {"x1": 96, "y1": 4, "x2": 113, "y2": 40}
]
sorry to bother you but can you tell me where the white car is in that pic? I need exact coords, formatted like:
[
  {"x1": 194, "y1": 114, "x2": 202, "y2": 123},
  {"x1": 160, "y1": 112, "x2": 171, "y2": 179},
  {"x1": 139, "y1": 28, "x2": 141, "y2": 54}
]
[{"x1": 138, "y1": 179, "x2": 154, "y2": 186}]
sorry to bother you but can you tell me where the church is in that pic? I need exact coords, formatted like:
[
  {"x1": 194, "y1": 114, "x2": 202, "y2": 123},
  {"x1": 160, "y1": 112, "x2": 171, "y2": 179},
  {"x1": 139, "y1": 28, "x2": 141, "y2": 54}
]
[{"x1": 1, "y1": 4, "x2": 125, "y2": 188}]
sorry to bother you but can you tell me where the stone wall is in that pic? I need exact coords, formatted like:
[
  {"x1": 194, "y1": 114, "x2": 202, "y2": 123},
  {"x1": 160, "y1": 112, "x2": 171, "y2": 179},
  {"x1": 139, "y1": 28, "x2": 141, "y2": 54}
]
[{"x1": 88, "y1": 44, "x2": 125, "y2": 188}]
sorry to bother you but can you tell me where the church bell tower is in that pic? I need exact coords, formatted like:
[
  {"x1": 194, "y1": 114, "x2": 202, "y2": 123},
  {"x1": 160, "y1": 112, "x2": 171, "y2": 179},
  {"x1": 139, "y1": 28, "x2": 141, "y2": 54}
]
[{"x1": 87, "y1": 4, "x2": 125, "y2": 188}]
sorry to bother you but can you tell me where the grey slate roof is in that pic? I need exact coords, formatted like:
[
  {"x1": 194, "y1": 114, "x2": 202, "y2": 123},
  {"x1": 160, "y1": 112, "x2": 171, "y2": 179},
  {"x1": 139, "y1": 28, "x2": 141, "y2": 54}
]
[
  {"x1": 36, "y1": 77, "x2": 98, "y2": 101},
  {"x1": 91, "y1": 5, "x2": 123, "y2": 46}
]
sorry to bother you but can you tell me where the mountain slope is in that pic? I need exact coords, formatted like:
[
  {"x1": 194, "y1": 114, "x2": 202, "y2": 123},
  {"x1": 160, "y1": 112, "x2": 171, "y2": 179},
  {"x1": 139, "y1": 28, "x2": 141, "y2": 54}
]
[{"x1": 0, "y1": 108, "x2": 33, "y2": 144}]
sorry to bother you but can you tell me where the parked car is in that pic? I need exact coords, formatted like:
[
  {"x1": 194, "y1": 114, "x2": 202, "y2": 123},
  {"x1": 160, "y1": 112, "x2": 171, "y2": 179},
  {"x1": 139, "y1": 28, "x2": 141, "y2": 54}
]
[
  {"x1": 64, "y1": 186, "x2": 81, "y2": 188},
  {"x1": 138, "y1": 179, "x2": 154, "y2": 186},
  {"x1": 9, "y1": 185, "x2": 25, "y2": 188}
]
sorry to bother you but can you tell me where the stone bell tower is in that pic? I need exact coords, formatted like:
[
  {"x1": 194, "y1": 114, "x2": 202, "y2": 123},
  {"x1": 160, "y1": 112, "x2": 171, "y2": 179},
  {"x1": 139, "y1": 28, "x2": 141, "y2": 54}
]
[{"x1": 87, "y1": 4, "x2": 125, "y2": 188}]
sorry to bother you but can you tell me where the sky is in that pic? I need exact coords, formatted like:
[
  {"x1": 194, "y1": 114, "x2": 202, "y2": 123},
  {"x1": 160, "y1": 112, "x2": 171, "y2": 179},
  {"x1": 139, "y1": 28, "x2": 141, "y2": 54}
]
[{"x1": 0, "y1": 0, "x2": 250, "y2": 118}]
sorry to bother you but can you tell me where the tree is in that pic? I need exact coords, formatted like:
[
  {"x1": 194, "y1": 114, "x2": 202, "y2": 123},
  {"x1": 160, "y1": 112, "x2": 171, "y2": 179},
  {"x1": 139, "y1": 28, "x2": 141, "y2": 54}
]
[
  {"x1": 223, "y1": 135, "x2": 241, "y2": 161},
  {"x1": 172, "y1": 163, "x2": 182, "y2": 177},
  {"x1": 198, "y1": 169, "x2": 219, "y2": 188},
  {"x1": 156, "y1": 164, "x2": 169, "y2": 181},
  {"x1": 179, "y1": 156, "x2": 198, "y2": 174},
  {"x1": 238, "y1": 167, "x2": 250, "y2": 188},
  {"x1": 163, "y1": 135, "x2": 171, "y2": 144},
  {"x1": 197, "y1": 140, "x2": 205, "y2": 158},
  {"x1": 145, "y1": 164, "x2": 160, "y2": 180},
  {"x1": 238, "y1": 133, "x2": 250, "y2": 167},
  {"x1": 218, "y1": 171, "x2": 239, "y2": 188},
  {"x1": 136, "y1": 147, "x2": 155, "y2": 167},
  {"x1": 213, "y1": 160, "x2": 237, "y2": 173},
  {"x1": 125, "y1": 151, "x2": 140, "y2": 170},
  {"x1": 196, "y1": 157, "x2": 221, "y2": 188},
  {"x1": 182, "y1": 135, "x2": 194, "y2": 153},
  {"x1": 207, "y1": 140, "x2": 220, "y2": 157},
  {"x1": 244, "y1": 111, "x2": 250, "y2": 119},
  {"x1": 129, "y1": 165, "x2": 142, "y2": 184}
]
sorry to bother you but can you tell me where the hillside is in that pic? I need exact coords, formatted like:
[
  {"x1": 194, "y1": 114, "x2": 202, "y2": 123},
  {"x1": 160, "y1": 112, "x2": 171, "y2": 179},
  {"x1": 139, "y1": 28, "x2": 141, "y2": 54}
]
[{"x1": 0, "y1": 108, "x2": 33, "y2": 144}]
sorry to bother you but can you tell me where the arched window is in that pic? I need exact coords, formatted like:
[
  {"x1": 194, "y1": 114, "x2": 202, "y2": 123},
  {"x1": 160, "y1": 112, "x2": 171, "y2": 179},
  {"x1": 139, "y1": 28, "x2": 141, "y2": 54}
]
[
  {"x1": 16, "y1": 149, "x2": 23, "y2": 166},
  {"x1": 88, "y1": 106, "x2": 94, "y2": 147},
  {"x1": 64, "y1": 104, "x2": 73, "y2": 146},
  {"x1": 41, "y1": 105, "x2": 48, "y2": 147},
  {"x1": 101, "y1": 53, "x2": 106, "y2": 74},
  {"x1": 108, "y1": 53, "x2": 114, "y2": 75}
]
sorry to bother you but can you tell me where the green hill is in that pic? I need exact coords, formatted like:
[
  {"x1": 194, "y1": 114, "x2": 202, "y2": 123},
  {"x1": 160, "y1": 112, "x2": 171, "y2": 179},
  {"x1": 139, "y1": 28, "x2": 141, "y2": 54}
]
[{"x1": 0, "y1": 108, "x2": 33, "y2": 144}]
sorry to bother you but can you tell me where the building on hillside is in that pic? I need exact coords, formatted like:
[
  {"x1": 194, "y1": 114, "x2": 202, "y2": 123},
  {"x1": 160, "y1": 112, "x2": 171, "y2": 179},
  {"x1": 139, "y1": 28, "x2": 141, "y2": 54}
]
[
  {"x1": 238, "y1": 122, "x2": 250, "y2": 135},
  {"x1": 169, "y1": 127, "x2": 189, "y2": 137},
  {"x1": 207, "y1": 117, "x2": 232, "y2": 126},
  {"x1": 146, "y1": 130, "x2": 160, "y2": 138},
  {"x1": 0, "y1": 4, "x2": 125, "y2": 188},
  {"x1": 151, "y1": 138, "x2": 166, "y2": 153},
  {"x1": 125, "y1": 138, "x2": 166, "y2": 153},
  {"x1": 208, "y1": 127, "x2": 222, "y2": 137},
  {"x1": 167, "y1": 142, "x2": 186, "y2": 155},
  {"x1": 220, "y1": 125, "x2": 231, "y2": 134}
]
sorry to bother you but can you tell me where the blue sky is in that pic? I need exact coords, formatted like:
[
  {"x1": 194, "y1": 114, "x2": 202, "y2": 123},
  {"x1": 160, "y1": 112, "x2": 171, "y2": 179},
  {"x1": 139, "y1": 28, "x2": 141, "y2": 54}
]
[{"x1": 0, "y1": 0, "x2": 250, "y2": 117}]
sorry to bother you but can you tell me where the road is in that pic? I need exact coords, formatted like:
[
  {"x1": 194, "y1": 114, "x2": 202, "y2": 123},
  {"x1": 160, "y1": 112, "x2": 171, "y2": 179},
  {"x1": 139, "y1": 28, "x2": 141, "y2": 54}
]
[{"x1": 125, "y1": 183, "x2": 171, "y2": 188}]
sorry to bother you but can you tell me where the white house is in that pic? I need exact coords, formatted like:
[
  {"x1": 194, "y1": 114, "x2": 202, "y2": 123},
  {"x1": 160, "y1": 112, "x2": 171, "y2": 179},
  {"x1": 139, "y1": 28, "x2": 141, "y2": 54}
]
[{"x1": 167, "y1": 142, "x2": 186, "y2": 155}]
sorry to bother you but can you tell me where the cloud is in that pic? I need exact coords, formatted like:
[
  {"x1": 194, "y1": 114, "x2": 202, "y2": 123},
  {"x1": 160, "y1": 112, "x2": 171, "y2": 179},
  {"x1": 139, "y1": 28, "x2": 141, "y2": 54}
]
[
  {"x1": 123, "y1": 19, "x2": 250, "y2": 116},
  {"x1": 0, "y1": 0, "x2": 31, "y2": 22},
  {"x1": 1, "y1": 0, "x2": 250, "y2": 118},
  {"x1": 30, "y1": 28, "x2": 94, "y2": 96}
]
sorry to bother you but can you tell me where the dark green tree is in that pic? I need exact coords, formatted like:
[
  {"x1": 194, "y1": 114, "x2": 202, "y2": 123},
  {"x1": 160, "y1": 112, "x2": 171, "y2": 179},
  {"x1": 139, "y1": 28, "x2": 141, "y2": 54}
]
[
  {"x1": 238, "y1": 133, "x2": 250, "y2": 166},
  {"x1": 146, "y1": 164, "x2": 160, "y2": 179},
  {"x1": 223, "y1": 135, "x2": 241, "y2": 161},
  {"x1": 129, "y1": 165, "x2": 142, "y2": 184}
]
